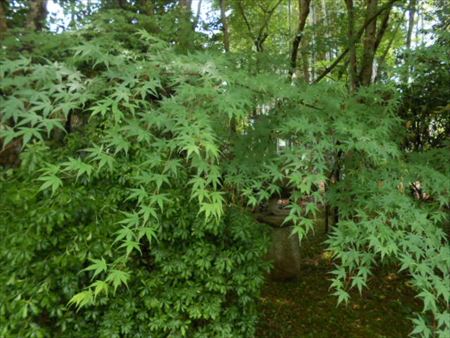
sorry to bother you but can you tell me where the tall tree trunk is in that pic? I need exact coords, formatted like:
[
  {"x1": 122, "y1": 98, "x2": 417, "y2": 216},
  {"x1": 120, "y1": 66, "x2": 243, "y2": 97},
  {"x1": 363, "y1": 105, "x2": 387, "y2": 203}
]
[
  {"x1": 373, "y1": 4, "x2": 392, "y2": 52},
  {"x1": 402, "y1": 0, "x2": 416, "y2": 82},
  {"x1": 358, "y1": 0, "x2": 378, "y2": 86},
  {"x1": 0, "y1": 0, "x2": 7, "y2": 36},
  {"x1": 310, "y1": 1, "x2": 317, "y2": 80},
  {"x1": 195, "y1": 0, "x2": 202, "y2": 25},
  {"x1": 375, "y1": 11, "x2": 403, "y2": 82},
  {"x1": 117, "y1": 0, "x2": 127, "y2": 9},
  {"x1": 301, "y1": 47, "x2": 310, "y2": 82},
  {"x1": 406, "y1": 0, "x2": 416, "y2": 49},
  {"x1": 345, "y1": 0, "x2": 358, "y2": 91},
  {"x1": 219, "y1": 0, "x2": 230, "y2": 52},
  {"x1": 26, "y1": 0, "x2": 48, "y2": 31},
  {"x1": 321, "y1": 0, "x2": 332, "y2": 61},
  {"x1": 288, "y1": 0, "x2": 311, "y2": 78}
]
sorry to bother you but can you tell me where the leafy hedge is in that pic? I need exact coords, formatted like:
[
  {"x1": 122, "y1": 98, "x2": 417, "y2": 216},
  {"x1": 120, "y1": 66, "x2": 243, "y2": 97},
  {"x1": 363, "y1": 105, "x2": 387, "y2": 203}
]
[
  {"x1": 0, "y1": 19, "x2": 270, "y2": 337},
  {"x1": 0, "y1": 164, "x2": 269, "y2": 337}
]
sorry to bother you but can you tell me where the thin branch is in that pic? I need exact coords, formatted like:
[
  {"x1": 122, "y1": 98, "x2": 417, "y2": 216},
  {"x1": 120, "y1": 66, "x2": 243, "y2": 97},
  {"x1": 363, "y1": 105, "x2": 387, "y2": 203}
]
[
  {"x1": 256, "y1": 0, "x2": 283, "y2": 41},
  {"x1": 236, "y1": 2, "x2": 255, "y2": 41}
]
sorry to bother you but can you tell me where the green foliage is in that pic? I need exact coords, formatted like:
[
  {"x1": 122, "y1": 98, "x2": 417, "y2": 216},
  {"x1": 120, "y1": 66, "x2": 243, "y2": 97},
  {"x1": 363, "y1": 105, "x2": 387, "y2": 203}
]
[
  {"x1": 0, "y1": 21, "x2": 270, "y2": 337},
  {"x1": 0, "y1": 6, "x2": 449, "y2": 338}
]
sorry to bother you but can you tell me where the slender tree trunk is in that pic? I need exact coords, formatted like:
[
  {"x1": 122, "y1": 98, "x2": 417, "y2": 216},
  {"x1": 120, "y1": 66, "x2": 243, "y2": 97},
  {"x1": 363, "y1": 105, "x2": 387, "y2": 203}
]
[
  {"x1": 345, "y1": 0, "x2": 358, "y2": 91},
  {"x1": 359, "y1": 0, "x2": 378, "y2": 86},
  {"x1": 373, "y1": 4, "x2": 392, "y2": 52},
  {"x1": 321, "y1": 0, "x2": 332, "y2": 61},
  {"x1": 117, "y1": 0, "x2": 127, "y2": 9},
  {"x1": 406, "y1": 0, "x2": 416, "y2": 49},
  {"x1": 324, "y1": 202, "x2": 330, "y2": 233},
  {"x1": 26, "y1": 0, "x2": 48, "y2": 31},
  {"x1": 288, "y1": 0, "x2": 311, "y2": 78},
  {"x1": 195, "y1": 0, "x2": 202, "y2": 25},
  {"x1": 310, "y1": 1, "x2": 317, "y2": 80},
  {"x1": 219, "y1": 0, "x2": 230, "y2": 52},
  {"x1": 401, "y1": 0, "x2": 416, "y2": 83},
  {"x1": 301, "y1": 47, "x2": 310, "y2": 82},
  {"x1": 0, "y1": 0, "x2": 7, "y2": 36},
  {"x1": 375, "y1": 12, "x2": 403, "y2": 82}
]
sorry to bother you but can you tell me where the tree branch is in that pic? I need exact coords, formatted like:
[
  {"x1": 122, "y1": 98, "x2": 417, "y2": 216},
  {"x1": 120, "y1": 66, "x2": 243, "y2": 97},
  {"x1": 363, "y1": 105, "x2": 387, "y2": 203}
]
[
  {"x1": 314, "y1": 0, "x2": 401, "y2": 83},
  {"x1": 289, "y1": 0, "x2": 311, "y2": 78}
]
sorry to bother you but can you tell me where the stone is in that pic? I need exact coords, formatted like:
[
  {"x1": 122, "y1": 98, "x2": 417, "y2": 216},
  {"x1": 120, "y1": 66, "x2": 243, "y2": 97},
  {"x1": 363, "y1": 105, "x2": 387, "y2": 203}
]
[{"x1": 265, "y1": 226, "x2": 301, "y2": 281}]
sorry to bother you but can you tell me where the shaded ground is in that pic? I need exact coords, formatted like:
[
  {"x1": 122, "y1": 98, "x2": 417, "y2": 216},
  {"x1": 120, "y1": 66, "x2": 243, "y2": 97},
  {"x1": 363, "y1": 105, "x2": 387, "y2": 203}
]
[{"x1": 256, "y1": 219, "x2": 422, "y2": 338}]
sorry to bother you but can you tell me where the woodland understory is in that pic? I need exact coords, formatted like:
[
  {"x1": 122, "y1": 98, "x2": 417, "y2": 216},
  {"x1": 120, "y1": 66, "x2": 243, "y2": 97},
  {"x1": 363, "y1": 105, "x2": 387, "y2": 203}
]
[{"x1": 0, "y1": 0, "x2": 449, "y2": 337}]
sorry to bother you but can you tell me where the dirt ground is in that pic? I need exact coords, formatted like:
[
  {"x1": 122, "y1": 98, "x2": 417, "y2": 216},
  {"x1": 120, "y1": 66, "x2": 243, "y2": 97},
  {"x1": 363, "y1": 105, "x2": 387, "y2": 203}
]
[{"x1": 256, "y1": 219, "x2": 422, "y2": 338}]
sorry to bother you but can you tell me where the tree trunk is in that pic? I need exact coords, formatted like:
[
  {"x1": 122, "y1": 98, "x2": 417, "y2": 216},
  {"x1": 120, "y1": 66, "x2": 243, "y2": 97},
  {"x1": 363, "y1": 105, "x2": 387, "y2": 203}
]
[
  {"x1": 310, "y1": 1, "x2": 317, "y2": 80},
  {"x1": 301, "y1": 47, "x2": 310, "y2": 82},
  {"x1": 321, "y1": 0, "x2": 332, "y2": 61},
  {"x1": 195, "y1": 0, "x2": 202, "y2": 25},
  {"x1": 0, "y1": 0, "x2": 7, "y2": 36},
  {"x1": 288, "y1": 0, "x2": 311, "y2": 77},
  {"x1": 117, "y1": 0, "x2": 127, "y2": 9},
  {"x1": 219, "y1": 0, "x2": 230, "y2": 52},
  {"x1": 375, "y1": 12, "x2": 403, "y2": 82},
  {"x1": 26, "y1": 0, "x2": 48, "y2": 31},
  {"x1": 406, "y1": 0, "x2": 416, "y2": 49},
  {"x1": 314, "y1": 0, "x2": 399, "y2": 83},
  {"x1": 373, "y1": 4, "x2": 392, "y2": 53},
  {"x1": 402, "y1": 0, "x2": 416, "y2": 83},
  {"x1": 359, "y1": 0, "x2": 378, "y2": 86},
  {"x1": 345, "y1": 0, "x2": 358, "y2": 91}
]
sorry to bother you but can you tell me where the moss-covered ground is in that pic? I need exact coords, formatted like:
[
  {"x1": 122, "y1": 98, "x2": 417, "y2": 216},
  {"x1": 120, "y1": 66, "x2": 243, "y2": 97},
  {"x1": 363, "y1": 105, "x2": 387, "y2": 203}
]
[{"x1": 256, "y1": 219, "x2": 422, "y2": 338}]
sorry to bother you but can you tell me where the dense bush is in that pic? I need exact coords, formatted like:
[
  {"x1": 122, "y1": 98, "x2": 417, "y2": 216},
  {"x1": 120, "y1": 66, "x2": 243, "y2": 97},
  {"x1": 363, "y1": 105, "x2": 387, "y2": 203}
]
[
  {"x1": 0, "y1": 21, "x2": 270, "y2": 337},
  {"x1": 0, "y1": 165, "x2": 269, "y2": 337}
]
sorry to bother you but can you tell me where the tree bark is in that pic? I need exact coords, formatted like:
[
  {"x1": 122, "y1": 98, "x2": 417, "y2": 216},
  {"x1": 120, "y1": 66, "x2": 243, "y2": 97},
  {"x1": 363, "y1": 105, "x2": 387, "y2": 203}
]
[
  {"x1": 219, "y1": 0, "x2": 230, "y2": 52},
  {"x1": 359, "y1": 0, "x2": 378, "y2": 86},
  {"x1": 117, "y1": 0, "x2": 127, "y2": 9},
  {"x1": 26, "y1": 0, "x2": 48, "y2": 31},
  {"x1": 321, "y1": 0, "x2": 332, "y2": 61},
  {"x1": 289, "y1": 0, "x2": 311, "y2": 78},
  {"x1": 406, "y1": 0, "x2": 416, "y2": 49},
  {"x1": 310, "y1": 1, "x2": 317, "y2": 80},
  {"x1": 345, "y1": 0, "x2": 358, "y2": 91},
  {"x1": 373, "y1": 3, "x2": 392, "y2": 53},
  {"x1": 301, "y1": 47, "x2": 310, "y2": 82},
  {"x1": 375, "y1": 11, "x2": 403, "y2": 82},
  {"x1": 401, "y1": 0, "x2": 416, "y2": 82},
  {"x1": 0, "y1": 0, "x2": 7, "y2": 36}
]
